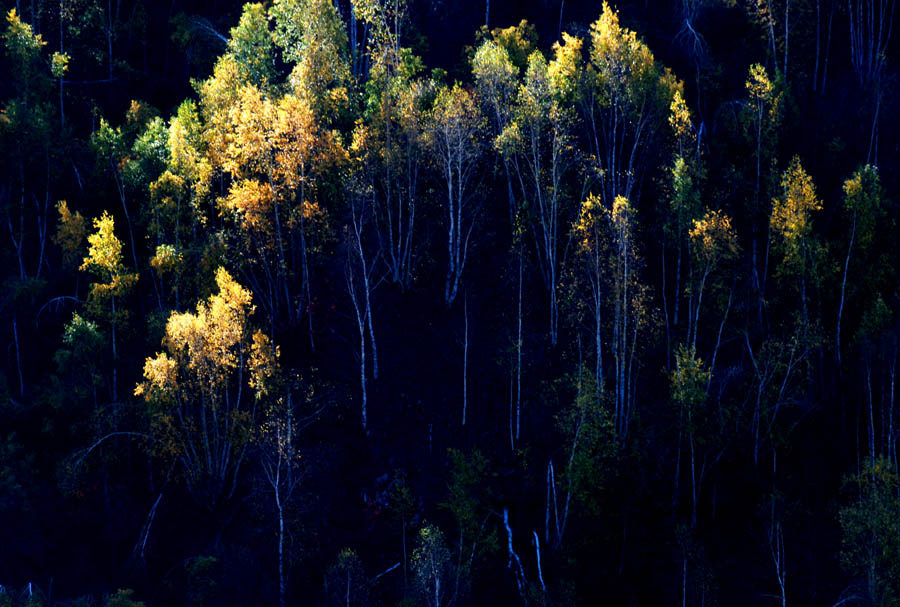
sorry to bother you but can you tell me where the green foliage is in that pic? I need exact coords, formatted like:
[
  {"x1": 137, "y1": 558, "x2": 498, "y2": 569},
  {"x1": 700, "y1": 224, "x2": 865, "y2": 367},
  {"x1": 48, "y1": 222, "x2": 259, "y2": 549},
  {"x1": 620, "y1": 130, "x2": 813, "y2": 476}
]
[
  {"x1": 105, "y1": 589, "x2": 144, "y2": 607},
  {"x1": 665, "y1": 155, "x2": 703, "y2": 242},
  {"x1": 671, "y1": 346, "x2": 710, "y2": 432},
  {"x1": 556, "y1": 372, "x2": 615, "y2": 516},
  {"x1": 324, "y1": 549, "x2": 368, "y2": 607},
  {"x1": 3, "y1": 9, "x2": 44, "y2": 70},
  {"x1": 183, "y1": 556, "x2": 220, "y2": 607},
  {"x1": 484, "y1": 20, "x2": 538, "y2": 72},
  {"x1": 441, "y1": 448, "x2": 499, "y2": 588},
  {"x1": 840, "y1": 460, "x2": 900, "y2": 607},
  {"x1": 50, "y1": 51, "x2": 70, "y2": 79},
  {"x1": 227, "y1": 3, "x2": 276, "y2": 87},
  {"x1": 842, "y1": 165, "x2": 883, "y2": 251},
  {"x1": 272, "y1": 0, "x2": 351, "y2": 123}
]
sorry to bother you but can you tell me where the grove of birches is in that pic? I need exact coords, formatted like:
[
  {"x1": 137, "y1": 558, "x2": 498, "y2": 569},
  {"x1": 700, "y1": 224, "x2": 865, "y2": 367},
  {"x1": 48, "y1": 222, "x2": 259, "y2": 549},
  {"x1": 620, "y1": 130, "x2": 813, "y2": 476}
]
[{"x1": 1, "y1": 0, "x2": 899, "y2": 604}]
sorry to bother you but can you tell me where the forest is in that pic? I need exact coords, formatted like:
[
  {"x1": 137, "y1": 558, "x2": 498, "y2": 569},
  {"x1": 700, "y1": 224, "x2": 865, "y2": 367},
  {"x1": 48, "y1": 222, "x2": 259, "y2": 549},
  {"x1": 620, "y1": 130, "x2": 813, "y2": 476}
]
[{"x1": 0, "y1": 0, "x2": 898, "y2": 604}]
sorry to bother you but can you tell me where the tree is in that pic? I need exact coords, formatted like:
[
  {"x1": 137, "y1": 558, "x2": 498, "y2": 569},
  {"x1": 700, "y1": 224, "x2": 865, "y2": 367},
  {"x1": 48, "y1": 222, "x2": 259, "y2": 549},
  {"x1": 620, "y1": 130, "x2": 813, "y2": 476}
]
[
  {"x1": 770, "y1": 156, "x2": 822, "y2": 333},
  {"x1": 343, "y1": 156, "x2": 381, "y2": 429},
  {"x1": 324, "y1": 548, "x2": 368, "y2": 607},
  {"x1": 252, "y1": 336, "x2": 306, "y2": 607},
  {"x1": 227, "y1": 3, "x2": 275, "y2": 88},
  {"x1": 412, "y1": 524, "x2": 453, "y2": 607},
  {"x1": 671, "y1": 345, "x2": 711, "y2": 527},
  {"x1": 607, "y1": 196, "x2": 648, "y2": 441},
  {"x1": 743, "y1": 63, "x2": 782, "y2": 312},
  {"x1": 80, "y1": 210, "x2": 138, "y2": 405},
  {"x1": 91, "y1": 111, "x2": 147, "y2": 276},
  {"x1": 441, "y1": 449, "x2": 498, "y2": 602},
  {"x1": 471, "y1": 32, "x2": 523, "y2": 223},
  {"x1": 837, "y1": 166, "x2": 883, "y2": 367},
  {"x1": 549, "y1": 371, "x2": 615, "y2": 548},
  {"x1": 135, "y1": 267, "x2": 264, "y2": 510},
  {"x1": 498, "y1": 35, "x2": 581, "y2": 344},
  {"x1": 428, "y1": 83, "x2": 486, "y2": 306},
  {"x1": 687, "y1": 209, "x2": 738, "y2": 352},
  {"x1": 271, "y1": 0, "x2": 351, "y2": 125},
  {"x1": 571, "y1": 193, "x2": 609, "y2": 396},
  {"x1": 663, "y1": 154, "x2": 703, "y2": 354},
  {"x1": 356, "y1": 48, "x2": 430, "y2": 291},
  {"x1": 2, "y1": 8, "x2": 56, "y2": 283},
  {"x1": 581, "y1": 2, "x2": 681, "y2": 207},
  {"x1": 840, "y1": 459, "x2": 900, "y2": 607}
]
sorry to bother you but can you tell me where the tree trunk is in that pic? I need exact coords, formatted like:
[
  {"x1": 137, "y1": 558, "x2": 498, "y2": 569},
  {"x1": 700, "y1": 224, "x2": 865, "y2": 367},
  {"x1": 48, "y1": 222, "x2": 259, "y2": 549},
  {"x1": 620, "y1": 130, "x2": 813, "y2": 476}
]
[
  {"x1": 837, "y1": 215, "x2": 856, "y2": 369},
  {"x1": 463, "y1": 296, "x2": 469, "y2": 425},
  {"x1": 516, "y1": 248, "x2": 523, "y2": 441}
]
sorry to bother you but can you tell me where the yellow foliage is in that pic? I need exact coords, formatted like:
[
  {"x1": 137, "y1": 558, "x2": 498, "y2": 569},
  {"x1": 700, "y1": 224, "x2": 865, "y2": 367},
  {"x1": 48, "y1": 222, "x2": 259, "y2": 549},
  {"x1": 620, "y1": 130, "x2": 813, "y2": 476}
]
[
  {"x1": 223, "y1": 178, "x2": 275, "y2": 233},
  {"x1": 80, "y1": 211, "x2": 137, "y2": 298},
  {"x1": 574, "y1": 193, "x2": 605, "y2": 252},
  {"x1": 549, "y1": 33, "x2": 583, "y2": 102},
  {"x1": 689, "y1": 209, "x2": 739, "y2": 268},
  {"x1": 669, "y1": 89, "x2": 693, "y2": 150},
  {"x1": 54, "y1": 200, "x2": 87, "y2": 269},
  {"x1": 150, "y1": 244, "x2": 183, "y2": 277},
  {"x1": 249, "y1": 329, "x2": 280, "y2": 397},
  {"x1": 771, "y1": 157, "x2": 822, "y2": 275}
]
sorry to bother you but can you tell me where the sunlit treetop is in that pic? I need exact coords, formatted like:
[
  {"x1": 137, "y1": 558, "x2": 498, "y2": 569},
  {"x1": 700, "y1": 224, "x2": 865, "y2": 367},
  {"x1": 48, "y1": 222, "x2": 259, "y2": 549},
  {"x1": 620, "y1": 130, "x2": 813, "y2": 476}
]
[
  {"x1": 80, "y1": 211, "x2": 139, "y2": 300},
  {"x1": 54, "y1": 200, "x2": 87, "y2": 269},
  {"x1": 3, "y1": 8, "x2": 44, "y2": 63},
  {"x1": 771, "y1": 156, "x2": 822, "y2": 275},
  {"x1": 689, "y1": 209, "x2": 739, "y2": 268},
  {"x1": 669, "y1": 89, "x2": 694, "y2": 153},
  {"x1": 842, "y1": 165, "x2": 883, "y2": 249},
  {"x1": 471, "y1": 39, "x2": 518, "y2": 102},
  {"x1": 159, "y1": 267, "x2": 254, "y2": 383},
  {"x1": 484, "y1": 19, "x2": 538, "y2": 72},
  {"x1": 746, "y1": 62, "x2": 773, "y2": 101},
  {"x1": 271, "y1": 0, "x2": 350, "y2": 122},
  {"x1": 670, "y1": 345, "x2": 710, "y2": 411},
  {"x1": 549, "y1": 32, "x2": 583, "y2": 105},
  {"x1": 744, "y1": 62, "x2": 782, "y2": 124},
  {"x1": 80, "y1": 211, "x2": 125, "y2": 282},
  {"x1": 573, "y1": 193, "x2": 606, "y2": 252},
  {"x1": 589, "y1": 2, "x2": 659, "y2": 104},
  {"x1": 196, "y1": 53, "x2": 243, "y2": 167},
  {"x1": 228, "y1": 2, "x2": 276, "y2": 87},
  {"x1": 167, "y1": 100, "x2": 213, "y2": 199}
]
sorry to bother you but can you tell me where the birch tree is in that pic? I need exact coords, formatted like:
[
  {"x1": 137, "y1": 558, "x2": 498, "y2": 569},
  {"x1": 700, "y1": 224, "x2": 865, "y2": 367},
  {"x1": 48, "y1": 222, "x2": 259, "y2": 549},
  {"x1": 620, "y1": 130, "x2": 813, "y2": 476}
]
[
  {"x1": 428, "y1": 83, "x2": 486, "y2": 307},
  {"x1": 80, "y1": 211, "x2": 138, "y2": 405},
  {"x1": 498, "y1": 35, "x2": 580, "y2": 345},
  {"x1": 743, "y1": 63, "x2": 782, "y2": 311},
  {"x1": 581, "y1": 2, "x2": 681, "y2": 208},
  {"x1": 687, "y1": 209, "x2": 738, "y2": 353},
  {"x1": 345, "y1": 143, "x2": 382, "y2": 428},
  {"x1": 836, "y1": 165, "x2": 882, "y2": 367},
  {"x1": 670, "y1": 345, "x2": 711, "y2": 527},
  {"x1": 770, "y1": 157, "x2": 822, "y2": 334},
  {"x1": 358, "y1": 51, "x2": 430, "y2": 290},
  {"x1": 471, "y1": 38, "x2": 520, "y2": 223},
  {"x1": 135, "y1": 267, "x2": 263, "y2": 510},
  {"x1": 607, "y1": 196, "x2": 648, "y2": 441}
]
